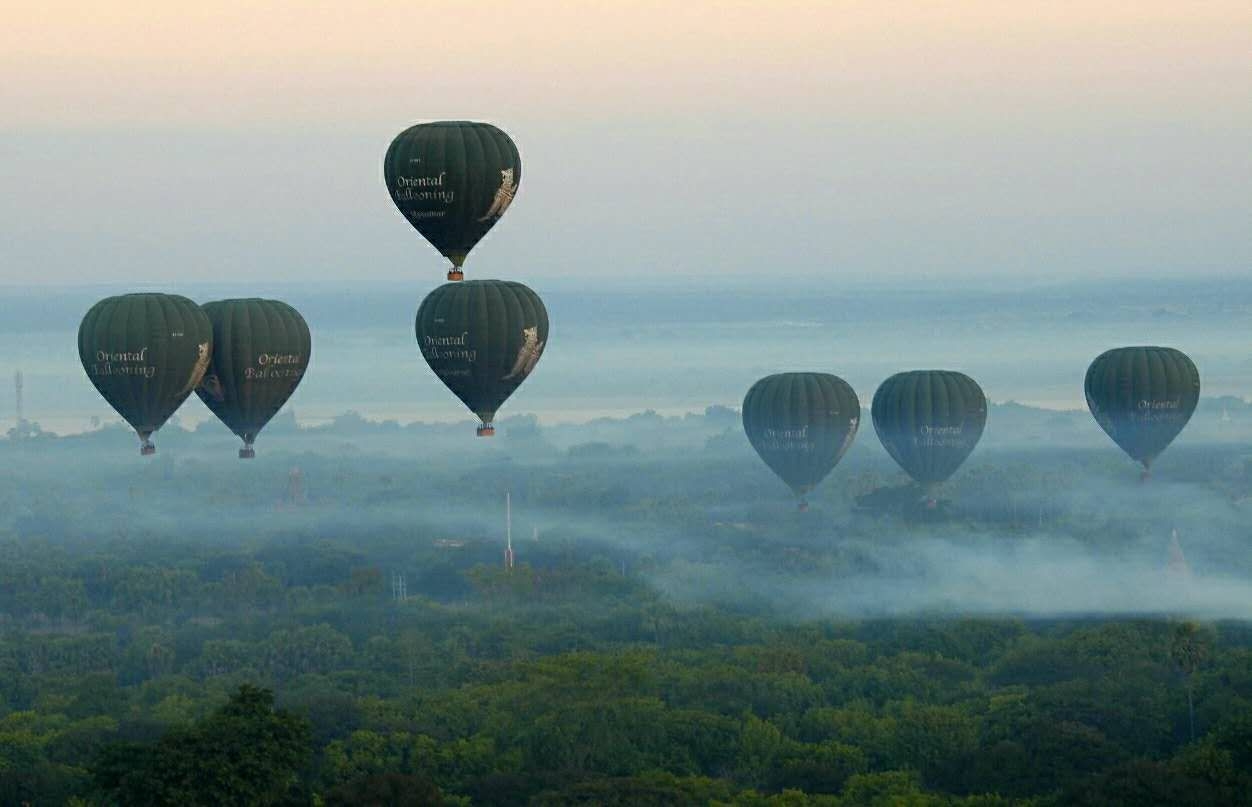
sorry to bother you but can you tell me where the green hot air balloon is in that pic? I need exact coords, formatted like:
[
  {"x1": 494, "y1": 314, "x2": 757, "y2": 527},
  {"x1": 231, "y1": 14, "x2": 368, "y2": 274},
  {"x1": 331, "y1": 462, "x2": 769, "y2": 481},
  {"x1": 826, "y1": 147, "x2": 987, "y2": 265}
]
[
  {"x1": 78, "y1": 293, "x2": 213, "y2": 455},
  {"x1": 385, "y1": 121, "x2": 521, "y2": 281},
  {"x1": 1084, "y1": 346, "x2": 1199, "y2": 479},
  {"x1": 872, "y1": 370, "x2": 987, "y2": 504},
  {"x1": 416, "y1": 280, "x2": 548, "y2": 436},
  {"x1": 195, "y1": 299, "x2": 311, "y2": 458},
  {"x1": 742, "y1": 373, "x2": 861, "y2": 510}
]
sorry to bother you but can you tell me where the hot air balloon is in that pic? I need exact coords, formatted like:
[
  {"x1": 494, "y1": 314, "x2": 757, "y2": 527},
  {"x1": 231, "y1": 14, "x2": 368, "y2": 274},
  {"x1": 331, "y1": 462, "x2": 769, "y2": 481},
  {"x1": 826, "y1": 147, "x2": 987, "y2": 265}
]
[
  {"x1": 384, "y1": 121, "x2": 521, "y2": 281},
  {"x1": 871, "y1": 370, "x2": 986, "y2": 505},
  {"x1": 742, "y1": 373, "x2": 860, "y2": 510},
  {"x1": 78, "y1": 293, "x2": 212, "y2": 455},
  {"x1": 195, "y1": 299, "x2": 311, "y2": 458},
  {"x1": 416, "y1": 280, "x2": 547, "y2": 436},
  {"x1": 1084, "y1": 346, "x2": 1199, "y2": 479}
]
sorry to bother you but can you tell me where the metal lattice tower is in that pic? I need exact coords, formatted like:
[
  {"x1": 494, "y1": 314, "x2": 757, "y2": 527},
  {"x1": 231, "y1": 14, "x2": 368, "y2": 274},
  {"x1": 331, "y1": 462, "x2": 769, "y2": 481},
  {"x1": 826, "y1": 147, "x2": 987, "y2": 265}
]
[
  {"x1": 1167, "y1": 529, "x2": 1192, "y2": 580},
  {"x1": 392, "y1": 572, "x2": 408, "y2": 602}
]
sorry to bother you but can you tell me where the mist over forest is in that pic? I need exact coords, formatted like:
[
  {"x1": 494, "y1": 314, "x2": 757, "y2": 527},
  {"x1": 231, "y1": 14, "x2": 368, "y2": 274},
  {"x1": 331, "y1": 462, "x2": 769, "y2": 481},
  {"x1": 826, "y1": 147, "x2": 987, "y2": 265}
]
[{"x1": 5, "y1": 387, "x2": 1252, "y2": 618}]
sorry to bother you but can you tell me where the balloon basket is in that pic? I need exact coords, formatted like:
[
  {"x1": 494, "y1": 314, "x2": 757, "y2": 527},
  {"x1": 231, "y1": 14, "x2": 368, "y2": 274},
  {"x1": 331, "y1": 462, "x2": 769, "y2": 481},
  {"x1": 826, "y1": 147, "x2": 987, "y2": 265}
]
[
  {"x1": 447, "y1": 269, "x2": 464, "y2": 281},
  {"x1": 476, "y1": 424, "x2": 495, "y2": 437},
  {"x1": 140, "y1": 444, "x2": 156, "y2": 456},
  {"x1": 239, "y1": 447, "x2": 256, "y2": 459},
  {"x1": 797, "y1": 500, "x2": 809, "y2": 512}
]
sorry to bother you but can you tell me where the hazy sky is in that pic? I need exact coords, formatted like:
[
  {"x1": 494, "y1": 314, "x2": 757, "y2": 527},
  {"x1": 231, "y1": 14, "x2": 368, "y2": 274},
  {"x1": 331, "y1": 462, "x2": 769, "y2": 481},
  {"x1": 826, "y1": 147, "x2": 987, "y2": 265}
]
[{"x1": 2, "y1": 1, "x2": 1249, "y2": 286}]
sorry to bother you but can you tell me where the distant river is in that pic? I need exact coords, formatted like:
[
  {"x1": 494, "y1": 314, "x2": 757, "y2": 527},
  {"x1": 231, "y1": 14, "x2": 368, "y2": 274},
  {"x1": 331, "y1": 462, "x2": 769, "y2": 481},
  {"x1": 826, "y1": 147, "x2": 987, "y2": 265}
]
[{"x1": 2, "y1": 279, "x2": 1248, "y2": 434}]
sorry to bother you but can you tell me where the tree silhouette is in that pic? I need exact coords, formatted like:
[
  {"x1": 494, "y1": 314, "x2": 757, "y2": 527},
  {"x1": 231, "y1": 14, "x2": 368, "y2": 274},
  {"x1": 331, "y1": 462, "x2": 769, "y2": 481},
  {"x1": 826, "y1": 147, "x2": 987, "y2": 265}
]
[{"x1": 93, "y1": 684, "x2": 311, "y2": 806}]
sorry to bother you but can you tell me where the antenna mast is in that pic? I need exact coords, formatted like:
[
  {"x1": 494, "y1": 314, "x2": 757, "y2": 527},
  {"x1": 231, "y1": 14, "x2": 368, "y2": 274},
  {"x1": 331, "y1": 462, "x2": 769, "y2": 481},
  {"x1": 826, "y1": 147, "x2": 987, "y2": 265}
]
[
  {"x1": 287, "y1": 468, "x2": 305, "y2": 505},
  {"x1": 505, "y1": 491, "x2": 514, "y2": 570},
  {"x1": 14, "y1": 371, "x2": 24, "y2": 426}
]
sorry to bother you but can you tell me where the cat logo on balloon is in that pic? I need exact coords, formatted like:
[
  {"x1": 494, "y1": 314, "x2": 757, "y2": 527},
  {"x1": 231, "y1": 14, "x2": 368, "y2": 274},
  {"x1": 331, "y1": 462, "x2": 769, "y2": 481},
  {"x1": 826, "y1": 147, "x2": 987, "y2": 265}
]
[
  {"x1": 479, "y1": 168, "x2": 517, "y2": 222},
  {"x1": 178, "y1": 343, "x2": 212, "y2": 396},
  {"x1": 504, "y1": 326, "x2": 544, "y2": 380}
]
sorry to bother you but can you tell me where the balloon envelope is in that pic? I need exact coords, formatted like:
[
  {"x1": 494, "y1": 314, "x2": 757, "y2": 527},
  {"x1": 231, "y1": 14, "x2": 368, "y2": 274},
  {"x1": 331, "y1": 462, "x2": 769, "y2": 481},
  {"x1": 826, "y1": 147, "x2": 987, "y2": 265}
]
[
  {"x1": 415, "y1": 280, "x2": 548, "y2": 435},
  {"x1": 196, "y1": 299, "x2": 311, "y2": 457},
  {"x1": 384, "y1": 121, "x2": 521, "y2": 279},
  {"x1": 1084, "y1": 346, "x2": 1199, "y2": 472},
  {"x1": 742, "y1": 373, "x2": 860, "y2": 504},
  {"x1": 872, "y1": 370, "x2": 987, "y2": 488},
  {"x1": 78, "y1": 293, "x2": 212, "y2": 454}
]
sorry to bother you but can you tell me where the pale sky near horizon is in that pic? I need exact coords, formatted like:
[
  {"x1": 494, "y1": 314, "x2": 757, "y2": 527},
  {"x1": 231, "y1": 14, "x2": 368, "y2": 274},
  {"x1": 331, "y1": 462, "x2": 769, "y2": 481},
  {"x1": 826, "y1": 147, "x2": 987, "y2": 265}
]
[{"x1": 2, "y1": 1, "x2": 1249, "y2": 287}]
